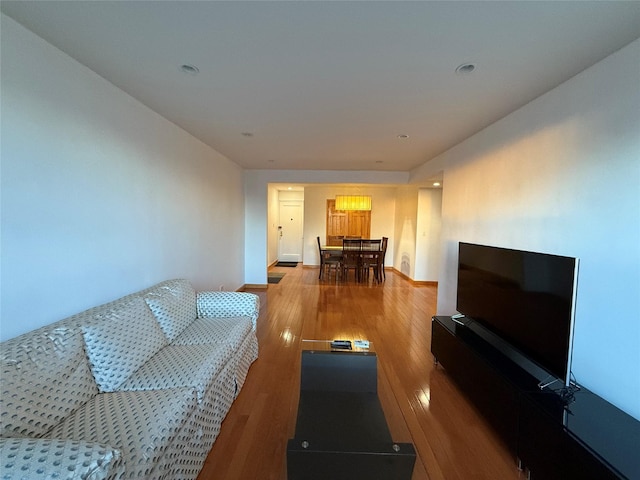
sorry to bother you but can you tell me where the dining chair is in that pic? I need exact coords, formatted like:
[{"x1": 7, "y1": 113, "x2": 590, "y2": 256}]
[
  {"x1": 342, "y1": 238, "x2": 363, "y2": 250},
  {"x1": 327, "y1": 235, "x2": 344, "y2": 247},
  {"x1": 380, "y1": 237, "x2": 389, "y2": 281},
  {"x1": 361, "y1": 239, "x2": 381, "y2": 251},
  {"x1": 360, "y1": 239, "x2": 382, "y2": 282},
  {"x1": 341, "y1": 239, "x2": 362, "y2": 281},
  {"x1": 317, "y1": 236, "x2": 341, "y2": 280}
]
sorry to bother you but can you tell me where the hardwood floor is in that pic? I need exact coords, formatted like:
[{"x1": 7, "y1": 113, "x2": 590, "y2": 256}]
[{"x1": 198, "y1": 265, "x2": 527, "y2": 480}]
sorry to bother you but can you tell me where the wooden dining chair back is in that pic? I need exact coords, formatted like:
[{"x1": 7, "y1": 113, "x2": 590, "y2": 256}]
[
  {"x1": 380, "y1": 237, "x2": 389, "y2": 280},
  {"x1": 317, "y1": 236, "x2": 341, "y2": 280},
  {"x1": 327, "y1": 235, "x2": 344, "y2": 247},
  {"x1": 361, "y1": 239, "x2": 382, "y2": 251},
  {"x1": 341, "y1": 238, "x2": 362, "y2": 281},
  {"x1": 360, "y1": 239, "x2": 382, "y2": 282},
  {"x1": 342, "y1": 238, "x2": 362, "y2": 250}
]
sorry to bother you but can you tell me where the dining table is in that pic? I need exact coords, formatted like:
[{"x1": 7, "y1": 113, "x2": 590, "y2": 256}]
[{"x1": 320, "y1": 241, "x2": 385, "y2": 282}]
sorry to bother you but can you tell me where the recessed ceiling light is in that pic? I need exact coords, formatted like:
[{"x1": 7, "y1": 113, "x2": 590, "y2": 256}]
[
  {"x1": 375, "y1": 161, "x2": 384, "y2": 164},
  {"x1": 455, "y1": 63, "x2": 476, "y2": 75},
  {"x1": 179, "y1": 64, "x2": 199, "y2": 75},
  {"x1": 241, "y1": 132, "x2": 254, "y2": 137},
  {"x1": 397, "y1": 134, "x2": 409, "y2": 139},
  {"x1": 433, "y1": 182, "x2": 441, "y2": 187}
]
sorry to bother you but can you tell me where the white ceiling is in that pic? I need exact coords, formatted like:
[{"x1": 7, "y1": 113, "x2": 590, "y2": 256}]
[{"x1": 2, "y1": 1, "x2": 640, "y2": 172}]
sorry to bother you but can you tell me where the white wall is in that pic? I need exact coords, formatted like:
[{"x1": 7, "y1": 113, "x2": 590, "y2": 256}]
[
  {"x1": 0, "y1": 15, "x2": 246, "y2": 341},
  {"x1": 267, "y1": 185, "x2": 280, "y2": 266},
  {"x1": 302, "y1": 186, "x2": 397, "y2": 266},
  {"x1": 414, "y1": 188, "x2": 442, "y2": 282},
  {"x1": 393, "y1": 187, "x2": 419, "y2": 278},
  {"x1": 412, "y1": 39, "x2": 640, "y2": 419},
  {"x1": 244, "y1": 175, "x2": 269, "y2": 285}
]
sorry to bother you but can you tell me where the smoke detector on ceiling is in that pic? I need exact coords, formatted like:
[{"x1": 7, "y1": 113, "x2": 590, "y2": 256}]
[
  {"x1": 179, "y1": 64, "x2": 199, "y2": 75},
  {"x1": 455, "y1": 63, "x2": 476, "y2": 75}
]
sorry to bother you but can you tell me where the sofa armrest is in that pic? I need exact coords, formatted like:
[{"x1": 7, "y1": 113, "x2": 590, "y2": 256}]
[
  {"x1": 0, "y1": 437, "x2": 124, "y2": 480},
  {"x1": 196, "y1": 291, "x2": 260, "y2": 330}
]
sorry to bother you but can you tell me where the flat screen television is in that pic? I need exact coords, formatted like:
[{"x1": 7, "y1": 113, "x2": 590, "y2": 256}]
[{"x1": 456, "y1": 242, "x2": 579, "y2": 387}]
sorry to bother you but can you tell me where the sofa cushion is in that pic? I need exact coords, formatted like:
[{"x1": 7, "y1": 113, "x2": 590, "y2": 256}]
[
  {"x1": 196, "y1": 291, "x2": 260, "y2": 329},
  {"x1": 1, "y1": 327, "x2": 99, "y2": 438},
  {"x1": 143, "y1": 279, "x2": 197, "y2": 342},
  {"x1": 119, "y1": 344, "x2": 235, "y2": 402},
  {"x1": 171, "y1": 317, "x2": 252, "y2": 350},
  {"x1": 82, "y1": 297, "x2": 168, "y2": 392},
  {"x1": 48, "y1": 388, "x2": 197, "y2": 479},
  {"x1": 0, "y1": 437, "x2": 124, "y2": 480}
]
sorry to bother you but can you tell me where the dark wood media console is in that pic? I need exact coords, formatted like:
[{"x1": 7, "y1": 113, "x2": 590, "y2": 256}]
[{"x1": 431, "y1": 316, "x2": 640, "y2": 480}]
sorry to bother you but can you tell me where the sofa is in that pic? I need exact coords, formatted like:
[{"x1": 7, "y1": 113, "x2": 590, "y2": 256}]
[{"x1": 0, "y1": 279, "x2": 260, "y2": 480}]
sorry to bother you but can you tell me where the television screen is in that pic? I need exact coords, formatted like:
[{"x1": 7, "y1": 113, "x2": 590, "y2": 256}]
[{"x1": 457, "y1": 242, "x2": 579, "y2": 386}]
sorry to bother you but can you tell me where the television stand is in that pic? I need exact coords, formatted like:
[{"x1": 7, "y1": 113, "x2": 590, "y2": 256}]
[{"x1": 431, "y1": 316, "x2": 639, "y2": 479}]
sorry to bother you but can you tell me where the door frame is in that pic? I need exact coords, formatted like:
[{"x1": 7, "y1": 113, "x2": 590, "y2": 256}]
[{"x1": 278, "y1": 199, "x2": 304, "y2": 262}]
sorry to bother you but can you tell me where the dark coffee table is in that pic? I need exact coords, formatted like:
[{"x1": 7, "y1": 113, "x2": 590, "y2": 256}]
[{"x1": 286, "y1": 340, "x2": 416, "y2": 479}]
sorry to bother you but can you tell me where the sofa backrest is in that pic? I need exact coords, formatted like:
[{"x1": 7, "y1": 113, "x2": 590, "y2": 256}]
[
  {"x1": 0, "y1": 314, "x2": 99, "y2": 438},
  {"x1": 0, "y1": 279, "x2": 198, "y2": 439},
  {"x1": 142, "y1": 279, "x2": 197, "y2": 342},
  {"x1": 81, "y1": 296, "x2": 169, "y2": 393}
]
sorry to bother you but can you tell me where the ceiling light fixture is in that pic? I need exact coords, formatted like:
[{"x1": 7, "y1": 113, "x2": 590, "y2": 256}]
[
  {"x1": 241, "y1": 132, "x2": 254, "y2": 137},
  {"x1": 455, "y1": 63, "x2": 476, "y2": 75},
  {"x1": 179, "y1": 64, "x2": 199, "y2": 75},
  {"x1": 397, "y1": 134, "x2": 409, "y2": 139},
  {"x1": 433, "y1": 182, "x2": 441, "y2": 187},
  {"x1": 335, "y1": 195, "x2": 372, "y2": 211}
]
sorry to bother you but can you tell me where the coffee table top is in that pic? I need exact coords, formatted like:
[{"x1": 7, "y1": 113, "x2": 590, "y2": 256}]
[{"x1": 301, "y1": 339, "x2": 374, "y2": 353}]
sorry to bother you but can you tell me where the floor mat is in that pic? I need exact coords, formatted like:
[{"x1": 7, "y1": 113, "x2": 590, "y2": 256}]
[
  {"x1": 268, "y1": 273, "x2": 286, "y2": 284},
  {"x1": 275, "y1": 262, "x2": 298, "y2": 267}
]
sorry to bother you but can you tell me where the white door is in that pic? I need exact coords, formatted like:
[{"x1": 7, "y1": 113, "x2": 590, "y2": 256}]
[{"x1": 278, "y1": 201, "x2": 303, "y2": 262}]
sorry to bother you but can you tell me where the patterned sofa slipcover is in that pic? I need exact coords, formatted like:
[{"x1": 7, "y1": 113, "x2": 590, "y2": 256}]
[{"x1": 0, "y1": 279, "x2": 259, "y2": 480}]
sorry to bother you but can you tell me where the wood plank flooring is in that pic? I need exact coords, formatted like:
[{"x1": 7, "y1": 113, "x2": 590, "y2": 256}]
[{"x1": 198, "y1": 265, "x2": 527, "y2": 480}]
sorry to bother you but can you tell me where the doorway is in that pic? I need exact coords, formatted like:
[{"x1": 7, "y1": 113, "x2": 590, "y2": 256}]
[{"x1": 278, "y1": 200, "x2": 304, "y2": 262}]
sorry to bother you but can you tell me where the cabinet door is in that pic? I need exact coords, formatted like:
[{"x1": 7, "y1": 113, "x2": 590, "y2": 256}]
[
  {"x1": 326, "y1": 200, "x2": 347, "y2": 245},
  {"x1": 519, "y1": 395, "x2": 619, "y2": 480},
  {"x1": 326, "y1": 199, "x2": 371, "y2": 244},
  {"x1": 347, "y1": 210, "x2": 371, "y2": 238},
  {"x1": 431, "y1": 319, "x2": 519, "y2": 456}
]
